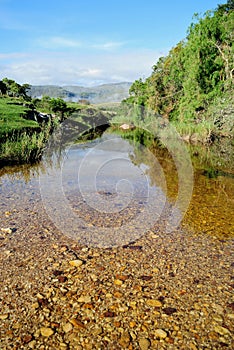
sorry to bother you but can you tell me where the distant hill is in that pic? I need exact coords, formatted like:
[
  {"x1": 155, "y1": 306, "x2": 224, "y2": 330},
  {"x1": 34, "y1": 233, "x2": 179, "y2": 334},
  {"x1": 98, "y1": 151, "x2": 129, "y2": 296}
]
[{"x1": 28, "y1": 82, "x2": 132, "y2": 104}]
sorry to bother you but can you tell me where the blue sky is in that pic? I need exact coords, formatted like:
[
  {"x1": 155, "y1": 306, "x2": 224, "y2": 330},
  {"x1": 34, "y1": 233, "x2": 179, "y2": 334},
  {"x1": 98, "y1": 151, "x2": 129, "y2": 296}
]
[{"x1": 0, "y1": 0, "x2": 222, "y2": 86}]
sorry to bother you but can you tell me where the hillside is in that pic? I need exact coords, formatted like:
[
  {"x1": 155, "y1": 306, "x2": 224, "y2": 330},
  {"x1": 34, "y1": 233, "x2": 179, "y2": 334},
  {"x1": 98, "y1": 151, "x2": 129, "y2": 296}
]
[
  {"x1": 124, "y1": 1, "x2": 234, "y2": 142},
  {"x1": 28, "y1": 82, "x2": 131, "y2": 104}
]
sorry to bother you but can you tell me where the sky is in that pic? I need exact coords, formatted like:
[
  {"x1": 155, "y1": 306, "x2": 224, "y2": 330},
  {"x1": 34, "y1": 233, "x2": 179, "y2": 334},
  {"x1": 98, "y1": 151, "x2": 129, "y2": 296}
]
[{"x1": 0, "y1": 0, "x2": 222, "y2": 87}]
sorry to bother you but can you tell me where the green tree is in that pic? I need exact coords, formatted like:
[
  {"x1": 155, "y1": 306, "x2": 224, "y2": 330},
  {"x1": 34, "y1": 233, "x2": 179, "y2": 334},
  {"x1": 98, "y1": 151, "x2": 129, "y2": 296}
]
[{"x1": 0, "y1": 80, "x2": 7, "y2": 95}]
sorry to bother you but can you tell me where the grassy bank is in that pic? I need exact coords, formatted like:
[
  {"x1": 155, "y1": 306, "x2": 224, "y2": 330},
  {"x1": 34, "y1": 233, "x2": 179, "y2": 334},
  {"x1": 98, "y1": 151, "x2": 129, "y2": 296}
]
[
  {"x1": 0, "y1": 97, "x2": 53, "y2": 166},
  {"x1": 0, "y1": 124, "x2": 52, "y2": 166},
  {"x1": 0, "y1": 96, "x2": 40, "y2": 140}
]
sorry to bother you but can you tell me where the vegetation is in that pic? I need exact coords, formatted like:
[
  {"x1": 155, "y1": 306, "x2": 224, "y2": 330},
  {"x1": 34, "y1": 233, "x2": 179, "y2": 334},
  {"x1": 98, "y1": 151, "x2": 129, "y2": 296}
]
[
  {"x1": 0, "y1": 79, "x2": 83, "y2": 166},
  {"x1": 124, "y1": 1, "x2": 234, "y2": 142}
]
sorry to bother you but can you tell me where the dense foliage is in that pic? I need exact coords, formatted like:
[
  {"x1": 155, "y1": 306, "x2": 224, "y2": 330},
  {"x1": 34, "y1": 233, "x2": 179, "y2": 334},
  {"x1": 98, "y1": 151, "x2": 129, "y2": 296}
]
[{"x1": 125, "y1": 1, "x2": 234, "y2": 122}]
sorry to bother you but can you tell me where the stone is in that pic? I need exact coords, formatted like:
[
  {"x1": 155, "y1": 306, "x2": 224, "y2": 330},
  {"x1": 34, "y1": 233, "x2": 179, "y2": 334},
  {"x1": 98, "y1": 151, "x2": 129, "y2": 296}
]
[
  {"x1": 227, "y1": 313, "x2": 234, "y2": 320},
  {"x1": 40, "y1": 327, "x2": 54, "y2": 337},
  {"x1": 119, "y1": 331, "x2": 131, "y2": 348},
  {"x1": 69, "y1": 318, "x2": 86, "y2": 329},
  {"x1": 139, "y1": 338, "x2": 151, "y2": 350},
  {"x1": 92, "y1": 326, "x2": 103, "y2": 336},
  {"x1": 1, "y1": 228, "x2": 12, "y2": 234},
  {"x1": 63, "y1": 322, "x2": 73, "y2": 333},
  {"x1": 146, "y1": 299, "x2": 162, "y2": 307},
  {"x1": 0, "y1": 314, "x2": 9, "y2": 320},
  {"x1": 214, "y1": 325, "x2": 231, "y2": 335},
  {"x1": 114, "y1": 279, "x2": 123, "y2": 285},
  {"x1": 77, "y1": 295, "x2": 91, "y2": 303},
  {"x1": 69, "y1": 260, "x2": 83, "y2": 267},
  {"x1": 155, "y1": 329, "x2": 167, "y2": 339},
  {"x1": 28, "y1": 340, "x2": 36, "y2": 348}
]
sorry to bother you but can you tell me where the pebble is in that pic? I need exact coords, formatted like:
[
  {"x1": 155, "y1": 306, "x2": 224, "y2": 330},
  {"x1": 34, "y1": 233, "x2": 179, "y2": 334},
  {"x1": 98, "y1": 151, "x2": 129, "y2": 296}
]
[
  {"x1": 146, "y1": 299, "x2": 162, "y2": 307},
  {"x1": 139, "y1": 338, "x2": 151, "y2": 350},
  {"x1": 92, "y1": 326, "x2": 103, "y2": 336},
  {"x1": 155, "y1": 329, "x2": 167, "y2": 339},
  {"x1": 40, "y1": 327, "x2": 54, "y2": 337},
  {"x1": 1, "y1": 227, "x2": 12, "y2": 234},
  {"x1": 63, "y1": 322, "x2": 73, "y2": 333},
  {"x1": 214, "y1": 325, "x2": 231, "y2": 336},
  {"x1": 28, "y1": 340, "x2": 36, "y2": 348},
  {"x1": 227, "y1": 313, "x2": 234, "y2": 319},
  {"x1": 114, "y1": 279, "x2": 123, "y2": 285},
  {"x1": 69, "y1": 259, "x2": 83, "y2": 267},
  {"x1": 77, "y1": 295, "x2": 91, "y2": 303},
  {"x1": 69, "y1": 318, "x2": 86, "y2": 329},
  {"x1": 0, "y1": 314, "x2": 9, "y2": 320},
  {"x1": 119, "y1": 331, "x2": 131, "y2": 348}
]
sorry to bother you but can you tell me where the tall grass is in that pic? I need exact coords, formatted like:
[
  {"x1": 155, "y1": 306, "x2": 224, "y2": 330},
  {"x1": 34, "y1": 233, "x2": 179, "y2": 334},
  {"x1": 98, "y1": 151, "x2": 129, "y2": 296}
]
[{"x1": 0, "y1": 122, "x2": 52, "y2": 166}]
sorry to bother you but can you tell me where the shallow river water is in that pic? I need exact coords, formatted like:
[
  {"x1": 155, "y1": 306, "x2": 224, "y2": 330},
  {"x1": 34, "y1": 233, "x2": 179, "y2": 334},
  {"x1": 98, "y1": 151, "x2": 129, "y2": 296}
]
[{"x1": 0, "y1": 130, "x2": 233, "y2": 246}]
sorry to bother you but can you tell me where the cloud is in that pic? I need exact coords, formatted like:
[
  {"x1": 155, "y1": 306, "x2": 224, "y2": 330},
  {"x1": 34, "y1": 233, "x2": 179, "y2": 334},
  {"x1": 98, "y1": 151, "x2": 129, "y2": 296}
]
[
  {"x1": 0, "y1": 49, "x2": 164, "y2": 86},
  {"x1": 36, "y1": 37, "x2": 127, "y2": 51},
  {"x1": 92, "y1": 41, "x2": 126, "y2": 50}
]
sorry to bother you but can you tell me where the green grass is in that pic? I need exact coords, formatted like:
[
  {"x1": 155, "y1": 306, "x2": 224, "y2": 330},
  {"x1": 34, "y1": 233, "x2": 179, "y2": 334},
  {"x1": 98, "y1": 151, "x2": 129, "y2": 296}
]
[
  {"x1": 0, "y1": 122, "x2": 52, "y2": 166},
  {"x1": 0, "y1": 96, "x2": 39, "y2": 140},
  {"x1": 0, "y1": 96, "x2": 52, "y2": 166}
]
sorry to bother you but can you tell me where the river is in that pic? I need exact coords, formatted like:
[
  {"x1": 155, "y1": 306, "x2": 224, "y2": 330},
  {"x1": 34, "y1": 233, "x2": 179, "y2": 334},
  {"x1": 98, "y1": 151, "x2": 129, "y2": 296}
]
[{"x1": 1, "y1": 128, "x2": 233, "y2": 247}]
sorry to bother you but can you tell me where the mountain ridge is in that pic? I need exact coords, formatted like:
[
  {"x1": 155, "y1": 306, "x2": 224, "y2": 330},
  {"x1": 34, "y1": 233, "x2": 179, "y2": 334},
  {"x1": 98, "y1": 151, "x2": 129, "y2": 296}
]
[{"x1": 28, "y1": 82, "x2": 132, "y2": 104}]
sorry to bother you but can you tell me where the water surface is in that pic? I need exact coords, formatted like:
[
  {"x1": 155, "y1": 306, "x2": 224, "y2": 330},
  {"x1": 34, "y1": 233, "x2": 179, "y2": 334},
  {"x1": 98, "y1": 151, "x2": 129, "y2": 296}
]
[{"x1": 0, "y1": 130, "x2": 233, "y2": 244}]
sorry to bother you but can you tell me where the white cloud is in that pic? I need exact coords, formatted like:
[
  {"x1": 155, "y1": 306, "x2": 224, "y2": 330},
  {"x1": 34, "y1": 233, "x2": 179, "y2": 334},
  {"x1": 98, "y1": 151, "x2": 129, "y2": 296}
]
[
  {"x1": 0, "y1": 49, "x2": 164, "y2": 86},
  {"x1": 92, "y1": 41, "x2": 126, "y2": 50}
]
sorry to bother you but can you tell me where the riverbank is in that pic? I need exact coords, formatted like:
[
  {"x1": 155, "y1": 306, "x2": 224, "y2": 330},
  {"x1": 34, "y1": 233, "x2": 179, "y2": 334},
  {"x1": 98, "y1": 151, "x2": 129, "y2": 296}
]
[{"x1": 0, "y1": 96, "x2": 54, "y2": 166}]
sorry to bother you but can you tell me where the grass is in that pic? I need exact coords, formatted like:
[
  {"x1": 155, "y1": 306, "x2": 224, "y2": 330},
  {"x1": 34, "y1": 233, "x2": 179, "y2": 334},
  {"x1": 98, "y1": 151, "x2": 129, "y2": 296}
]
[
  {"x1": 0, "y1": 122, "x2": 52, "y2": 166},
  {"x1": 0, "y1": 96, "x2": 53, "y2": 166},
  {"x1": 0, "y1": 96, "x2": 39, "y2": 140}
]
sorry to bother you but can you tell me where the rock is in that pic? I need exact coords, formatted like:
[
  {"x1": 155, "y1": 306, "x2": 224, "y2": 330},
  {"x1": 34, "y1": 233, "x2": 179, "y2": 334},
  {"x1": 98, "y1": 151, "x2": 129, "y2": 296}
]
[
  {"x1": 212, "y1": 304, "x2": 224, "y2": 314},
  {"x1": 119, "y1": 331, "x2": 131, "y2": 347},
  {"x1": 162, "y1": 307, "x2": 177, "y2": 315},
  {"x1": 103, "y1": 311, "x2": 116, "y2": 317},
  {"x1": 120, "y1": 123, "x2": 135, "y2": 130},
  {"x1": 146, "y1": 299, "x2": 162, "y2": 307},
  {"x1": 69, "y1": 318, "x2": 86, "y2": 329},
  {"x1": 69, "y1": 259, "x2": 83, "y2": 267},
  {"x1": 22, "y1": 335, "x2": 32, "y2": 344},
  {"x1": 28, "y1": 340, "x2": 36, "y2": 348},
  {"x1": 1, "y1": 228, "x2": 12, "y2": 234},
  {"x1": 40, "y1": 327, "x2": 54, "y2": 337},
  {"x1": 77, "y1": 295, "x2": 91, "y2": 303},
  {"x1": 0, "y1": 314, "x2": 9, "y2": 320},
  {"x1": 92, "y1": 326, "x2": 103, "y2": 336},
  {"x1": 139, "y1": 338, "x2": 151, "y2": 350},
  {"x1": 155, "y1": 329, "x2": 167, "y2": 339},
  {"x1": 114, "y1": 279, "x2": 123, "y2": 285},
  {"x1": 63, "y1": 322, "x2": 73, "y2": 333},
  {"x1": 214, "y1": 325, "x2": 231, "y2": 335}
]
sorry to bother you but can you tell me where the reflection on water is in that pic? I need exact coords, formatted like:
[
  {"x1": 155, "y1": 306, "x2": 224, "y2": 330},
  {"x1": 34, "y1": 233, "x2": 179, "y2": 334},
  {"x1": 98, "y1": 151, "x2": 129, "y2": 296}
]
[{"x1": 0, "y1": 128, "x2": 233, "y2": 239}]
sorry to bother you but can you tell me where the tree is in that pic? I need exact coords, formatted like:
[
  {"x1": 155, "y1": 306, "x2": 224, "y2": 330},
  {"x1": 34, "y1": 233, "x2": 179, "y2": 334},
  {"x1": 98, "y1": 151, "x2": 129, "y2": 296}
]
[
  {"x1": 0, "y1": 80, "x2": 7, "y2": 95},
  {"x1": 49, "y1": 98, "x2": 76, "y2": 121},
  {"x1": 2, "y1": 78, "x2": 31, "y2": 99}
]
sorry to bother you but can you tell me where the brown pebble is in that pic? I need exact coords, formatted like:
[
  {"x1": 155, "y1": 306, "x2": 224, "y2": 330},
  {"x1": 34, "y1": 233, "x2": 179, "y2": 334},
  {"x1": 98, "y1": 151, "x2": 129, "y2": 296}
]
[
  {"x1": 103, "y1": 311, "x2": 116, "y2": 317},
  {"x1": 69, "y1": 318, "x2": 86, "y2": 329}
]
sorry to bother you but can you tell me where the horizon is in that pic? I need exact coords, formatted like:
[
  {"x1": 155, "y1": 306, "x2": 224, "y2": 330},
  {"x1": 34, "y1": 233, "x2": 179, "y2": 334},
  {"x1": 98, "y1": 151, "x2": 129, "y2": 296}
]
[
  {"x1": 0, "y1": 0, "x2": 222, "y2": 86},
  {"x1": 29, "y1": 81, "x2": 132, "y2": 87}
]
